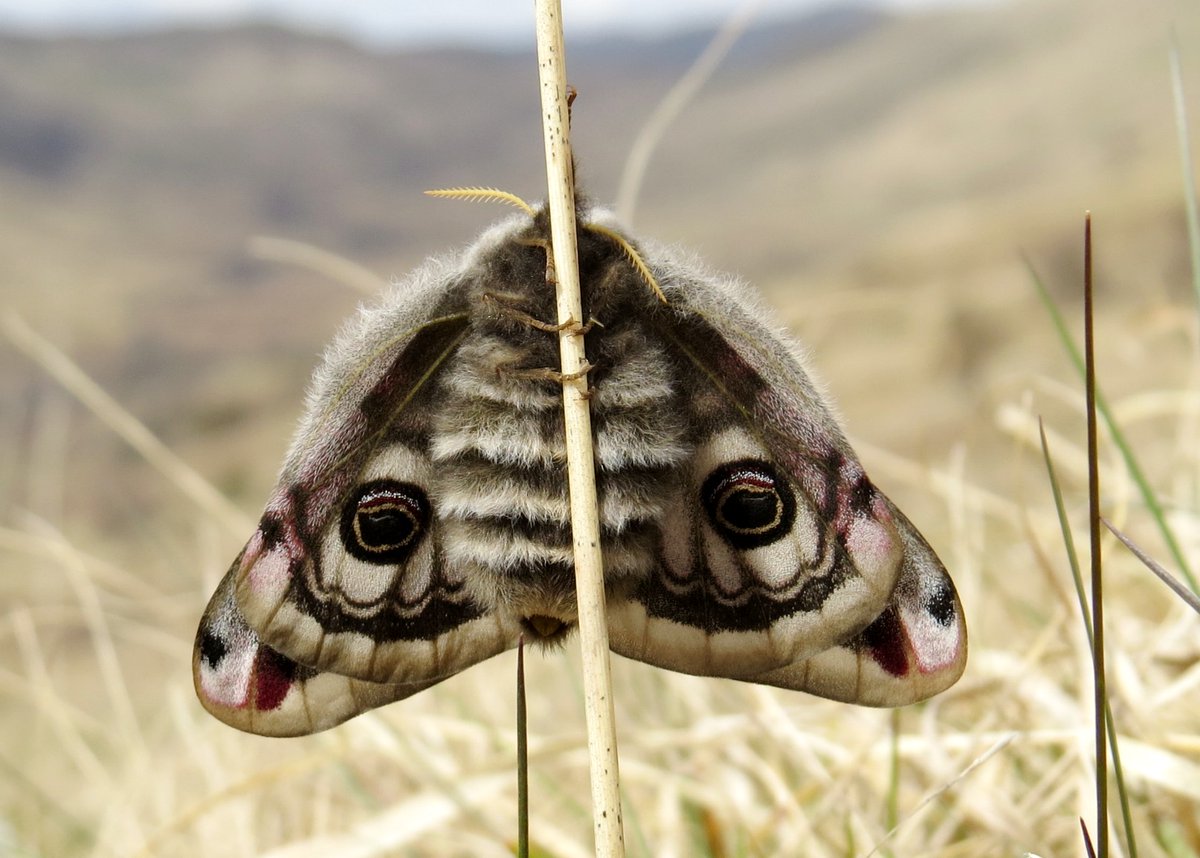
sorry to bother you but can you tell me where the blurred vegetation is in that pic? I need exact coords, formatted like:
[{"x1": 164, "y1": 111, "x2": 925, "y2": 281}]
[{"x1": 2, "y1": 0, "x2": 1200, "y2": 854}]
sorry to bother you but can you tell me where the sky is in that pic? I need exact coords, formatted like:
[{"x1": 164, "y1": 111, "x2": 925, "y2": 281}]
[{"x1": 0, "y1": 0, "x2": 991, "y2": 47}]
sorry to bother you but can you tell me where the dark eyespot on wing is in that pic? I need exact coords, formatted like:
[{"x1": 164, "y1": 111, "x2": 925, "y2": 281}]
[
  {"x1": 339, "y1": 479, "x2": 431, "y2": 565},
  {"x1": 701, "y1": 459, "x2": 797, "y2": 549},
  {"x1": 726, "y1": 492, "x2": 774, "y2": 526}
]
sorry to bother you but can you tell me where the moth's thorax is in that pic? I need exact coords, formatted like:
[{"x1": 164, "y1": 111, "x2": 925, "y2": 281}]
[{"x1": 428, "y1": 257, "x2": 691, "y2": 636}]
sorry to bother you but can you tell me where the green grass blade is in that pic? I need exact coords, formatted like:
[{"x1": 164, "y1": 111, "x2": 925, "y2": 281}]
[
  {"x1": 1153, "y1": 818, "x2": 1200, "y2": 857},
  {"x1": 1026, "y1": 258, "x2": 1199, "y2": 594},
  {"x1": 1170, "y1": 38, "x2": 1200, "y2": 312}
]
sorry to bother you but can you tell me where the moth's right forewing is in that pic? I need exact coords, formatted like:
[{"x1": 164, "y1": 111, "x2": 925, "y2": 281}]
[
  {"x1": 231, "y1": 236, "x2": 525, "y2": 686},
  {"x1": 195, "y1": 560, "x2": 429, "y2": 736}
]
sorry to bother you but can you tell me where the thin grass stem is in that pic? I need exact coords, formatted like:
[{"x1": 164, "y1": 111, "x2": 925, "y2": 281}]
[
  {"x1": 1083, "y1": 213, "x2": 1110, "y2": 858},
  {"x1": 246, "y1": 236, "x2": 384, "y2": 295},
  {"x1": 517, "y1": 637, "x2": 529, "y2": 858},
  {"x1": 1082, "y1": 818, "x2": 1098, "y2": 858},
  {"x1": 1039, "y1": 421, "x2": 1138, "y2": 858},
  {"x1": 1103, "y1": 518, "x2": 1200, "y2": 615},
  {"x1": 615, "y1": 0, "x2": 760, "y2": 224},
  {"x1": 884, "y1": 708, "x2": 900, "y2": 858},
  {"x1": 1, "y1": 313, "x2": 251, "y2": 537}
]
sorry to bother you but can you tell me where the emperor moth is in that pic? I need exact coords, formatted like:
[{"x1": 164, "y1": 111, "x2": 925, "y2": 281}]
[{"x1": 193, "y1": 202, "x2": 966, "y2": 736}]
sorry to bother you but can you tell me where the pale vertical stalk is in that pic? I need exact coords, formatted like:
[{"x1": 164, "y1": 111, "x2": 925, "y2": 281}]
[{"x1": 533, "y1": 2, "x2": 625, "y2": 856}]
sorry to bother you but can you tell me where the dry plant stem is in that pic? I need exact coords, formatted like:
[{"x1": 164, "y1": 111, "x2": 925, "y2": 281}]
[
  {"x1": 614, "y1": 0, "x2": 759, "y2": 224},
  {"x1": 2, "y1": 313, "x2": 250, "y2": 536},
  {"x1": 1103, "y1": 518, "x2": 1200, "y2": 614},
  {"x1": 246, "y1": 236, "x2": 383, "y2": 295},
  {"x1": 1084, "y1": 213, "x2": 1108, "y2": 857},
  {"x1": 533, "y1": 2, "x2": 626, "y2": 856},
  {"x1": 1039, "y1": 422, "x2": 1138, "y2": 858},
  {"x1": 1025, "y1": 257, "x2": 1199, "y2": 591}
]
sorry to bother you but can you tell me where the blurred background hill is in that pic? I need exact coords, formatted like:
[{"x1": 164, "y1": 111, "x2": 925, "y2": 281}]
[{"x1": 3, "y1": 0, "x2": 1197, "y2": 539}]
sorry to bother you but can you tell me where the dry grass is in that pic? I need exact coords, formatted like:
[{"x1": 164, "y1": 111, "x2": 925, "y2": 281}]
[
  {"x1": 4, "y1": 348, "x2": 1199, "y2": 856},
  {"x1": 5, "y1": 206, "x2": 1200, "y2": 858},
  {"x1": 3, "y1": 1, "x2": 1200, "y2": 855}
]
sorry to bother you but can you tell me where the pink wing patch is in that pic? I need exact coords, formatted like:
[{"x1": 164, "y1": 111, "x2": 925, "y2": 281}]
[{"x1": 240, "y1": 524, "x2": 294, "y2": 602}]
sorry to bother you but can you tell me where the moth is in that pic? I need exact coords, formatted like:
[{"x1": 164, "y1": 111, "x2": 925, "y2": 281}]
[{"x1": 194, "y1": 198, "x2": 967, "y2": 736}]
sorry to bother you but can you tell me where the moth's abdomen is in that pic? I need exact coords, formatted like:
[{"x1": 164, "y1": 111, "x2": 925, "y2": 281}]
[{"x1": 430, "y1": 328, "x2": 688, "y2": 627}]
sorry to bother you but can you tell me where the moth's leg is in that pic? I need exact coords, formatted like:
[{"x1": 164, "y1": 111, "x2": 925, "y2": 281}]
[
  {"x1": 495, "y1": 359, "x2": 596, "y2": 384},
  {"x1": 554, "y1": 316, "x2": 601, "y2": 336},
  {"x1": 481, "y1": 292, "x2": 601, "y2": 335},
  {"x1": 514, "y1": 236, "x2": 551, "y2": 252}
]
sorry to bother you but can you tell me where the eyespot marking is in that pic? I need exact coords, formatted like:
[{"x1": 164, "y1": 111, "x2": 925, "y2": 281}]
[
  {"x1": 340, "y1": 480, "x2": 431, "y2": 565},
  {"x1": 701, "y1": 459, "x2": 796, "y2": 549}
]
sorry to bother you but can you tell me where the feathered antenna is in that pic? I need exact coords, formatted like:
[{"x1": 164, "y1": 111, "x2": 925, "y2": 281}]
[
  {"x1": 424, "y1": 186, "x2": 536, "y2": 217},
  {"x1": 586, "y1": 222, "x2": 668, "y2": 305},
  {"x1": 426, "y1": 186, "x2": 667, "y2": 307}
]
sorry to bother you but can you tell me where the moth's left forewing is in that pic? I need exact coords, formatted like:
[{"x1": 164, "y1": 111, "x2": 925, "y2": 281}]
[
  {"x1": 606, "y1": 241, "x2": 909, "y2": 679},
  {"x1": 230, "y1": 239, "x2": 526, "y2": 688}
]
